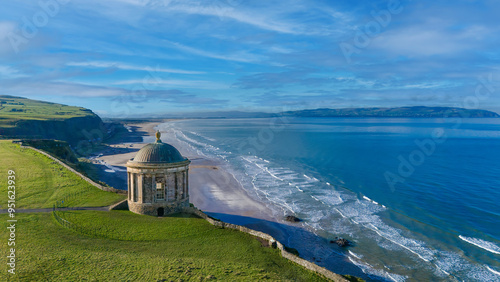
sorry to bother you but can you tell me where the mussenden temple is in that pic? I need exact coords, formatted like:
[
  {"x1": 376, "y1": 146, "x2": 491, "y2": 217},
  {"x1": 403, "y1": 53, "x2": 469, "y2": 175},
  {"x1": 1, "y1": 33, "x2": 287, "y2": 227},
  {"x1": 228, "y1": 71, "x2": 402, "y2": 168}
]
[{"x1": 126, "y1": 131, "x2": 190, "y2": 216}]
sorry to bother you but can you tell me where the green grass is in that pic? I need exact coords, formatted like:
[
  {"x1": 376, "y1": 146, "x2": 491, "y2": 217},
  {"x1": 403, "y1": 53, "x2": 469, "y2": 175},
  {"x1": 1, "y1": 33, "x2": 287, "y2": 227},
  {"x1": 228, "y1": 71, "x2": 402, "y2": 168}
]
[
  {"x1": 0, "y1": 141, "x2": 125, "y2": 209},
  {"x1": 0, "y1": 120, "x2": 337, "y2": 281},
  {"x1": 57, "y1": 210, "x2": 217, "y2": 241},
  {"x1": 0, "y1": 212, "x2": 328, "y2": 281},
  {"x1": 0, "y1": 96, "x2": 92, "y2": 125}
]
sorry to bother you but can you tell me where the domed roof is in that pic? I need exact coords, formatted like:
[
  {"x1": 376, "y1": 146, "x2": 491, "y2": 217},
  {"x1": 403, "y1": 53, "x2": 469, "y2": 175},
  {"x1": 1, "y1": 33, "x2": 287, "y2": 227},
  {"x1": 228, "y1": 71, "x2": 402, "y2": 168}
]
[{"x1": 131, "y1": 131, "x2": 187, "y2": 164}]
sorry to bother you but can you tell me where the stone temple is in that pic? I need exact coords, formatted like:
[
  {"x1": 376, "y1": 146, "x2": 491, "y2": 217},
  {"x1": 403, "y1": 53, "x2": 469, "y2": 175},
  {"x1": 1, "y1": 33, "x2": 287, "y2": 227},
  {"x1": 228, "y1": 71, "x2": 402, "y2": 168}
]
[{"x1": 126, "y1": 131, "x2": 190, "y2": 216}]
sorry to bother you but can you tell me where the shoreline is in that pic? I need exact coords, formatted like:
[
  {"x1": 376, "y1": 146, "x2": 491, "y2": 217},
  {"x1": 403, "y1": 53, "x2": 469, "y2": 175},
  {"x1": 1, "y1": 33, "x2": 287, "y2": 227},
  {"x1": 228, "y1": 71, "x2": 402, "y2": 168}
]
[
  {"x1": 159, "y1": 118, "x2": 500, "y2": 282},
  {"x1": 91, "y1": 120, "x2": 367, "y2": 280},
  {"x1": 88, "y1": 121, "x2": 168, "y2": 190},
  {"x1": 95, "y1": 120, "x2": 280, "y2": 222},
  {"x1": 155, "y1": 120, "x2": 371, "y2": 279}
]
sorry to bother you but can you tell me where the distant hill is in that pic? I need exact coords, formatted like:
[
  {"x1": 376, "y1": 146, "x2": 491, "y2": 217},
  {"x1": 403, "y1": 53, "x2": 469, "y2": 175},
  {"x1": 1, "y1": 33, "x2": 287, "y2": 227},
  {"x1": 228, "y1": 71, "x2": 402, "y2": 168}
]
[
  {"x1": 147, "y1": 106, "x2": 499, "y2": 119},
  {"x1": 0, "y1": 95, "x2": 106, "y2": 145},
  {"x1": 149, "y1": 106, "x2": 500, "y2": 119},
  {"x1": 281, "y1": 106, "x2": 500, "y2": 118}
]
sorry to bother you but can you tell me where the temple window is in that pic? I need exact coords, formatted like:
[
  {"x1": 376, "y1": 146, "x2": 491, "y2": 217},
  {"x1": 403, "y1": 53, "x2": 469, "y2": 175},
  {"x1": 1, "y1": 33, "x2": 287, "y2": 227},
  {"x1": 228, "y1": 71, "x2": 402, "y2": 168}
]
[{"x1": 156, "y1": 182, "x2": 165, "y2": 200}]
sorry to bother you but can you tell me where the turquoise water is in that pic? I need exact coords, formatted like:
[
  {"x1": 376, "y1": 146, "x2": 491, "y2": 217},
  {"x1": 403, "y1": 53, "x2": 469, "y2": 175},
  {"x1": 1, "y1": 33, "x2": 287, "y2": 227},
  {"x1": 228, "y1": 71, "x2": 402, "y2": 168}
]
[{"x1": 159, "y1": 118, "x2": 500, "y2": 281}]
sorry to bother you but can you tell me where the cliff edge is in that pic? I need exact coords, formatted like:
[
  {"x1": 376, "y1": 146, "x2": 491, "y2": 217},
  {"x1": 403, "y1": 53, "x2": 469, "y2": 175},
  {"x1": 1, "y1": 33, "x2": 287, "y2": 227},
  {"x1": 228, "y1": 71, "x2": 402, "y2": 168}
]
[{"x1": 0, "y1": 95, "x2": 106, "y2": 146}]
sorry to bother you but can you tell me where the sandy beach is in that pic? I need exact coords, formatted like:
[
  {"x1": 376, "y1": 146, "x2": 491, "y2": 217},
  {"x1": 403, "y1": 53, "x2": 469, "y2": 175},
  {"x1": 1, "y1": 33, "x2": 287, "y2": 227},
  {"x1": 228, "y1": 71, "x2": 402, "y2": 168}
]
[
  {"x1": 91, "y1": 120, "x2": 364, "y2": 278},
  {"x1": 94, "y1": 121, "x2": 277, "y2": 222},
  {"x1": 92, "y1": 120, "x2": 302, "y2": 244}
]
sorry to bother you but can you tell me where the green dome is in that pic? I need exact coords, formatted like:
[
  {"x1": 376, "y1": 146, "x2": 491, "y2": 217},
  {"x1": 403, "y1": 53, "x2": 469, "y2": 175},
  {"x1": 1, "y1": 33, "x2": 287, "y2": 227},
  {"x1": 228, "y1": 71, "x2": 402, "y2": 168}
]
[
  {"x1": 133, "y1": 141, "x2": 186, "y2": 163},
  {"x1": 132, "y1": 131, "x2": 186, "y2": 163}
]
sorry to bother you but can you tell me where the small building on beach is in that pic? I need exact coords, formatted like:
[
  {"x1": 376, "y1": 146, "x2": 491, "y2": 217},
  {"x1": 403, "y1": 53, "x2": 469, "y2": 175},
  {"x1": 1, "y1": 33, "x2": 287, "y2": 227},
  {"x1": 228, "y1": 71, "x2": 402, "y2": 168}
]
[{"x1": 126, "y1": 131, "x2": 190, "y2": 216}]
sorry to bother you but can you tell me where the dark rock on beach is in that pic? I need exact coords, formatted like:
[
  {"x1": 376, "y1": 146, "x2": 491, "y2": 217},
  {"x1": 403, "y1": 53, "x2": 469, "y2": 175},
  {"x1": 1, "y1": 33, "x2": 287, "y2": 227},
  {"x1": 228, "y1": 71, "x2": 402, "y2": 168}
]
[
  {"x1": 330, "y1": 237, "x2": 351, "y2": 247},
  {"x1": 285, "y1": 215, "x2": 301, "y2": 222}
]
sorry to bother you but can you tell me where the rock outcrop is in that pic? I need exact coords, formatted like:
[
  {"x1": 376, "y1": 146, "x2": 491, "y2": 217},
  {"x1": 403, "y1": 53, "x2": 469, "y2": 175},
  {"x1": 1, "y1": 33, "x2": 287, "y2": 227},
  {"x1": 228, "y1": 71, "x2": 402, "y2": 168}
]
[
  {"x1": 285, "y1": 215, "x2": 302, "y2": 222},
  {"x1": 330, "y1": 237, "x2": 351, "y2": 247}
]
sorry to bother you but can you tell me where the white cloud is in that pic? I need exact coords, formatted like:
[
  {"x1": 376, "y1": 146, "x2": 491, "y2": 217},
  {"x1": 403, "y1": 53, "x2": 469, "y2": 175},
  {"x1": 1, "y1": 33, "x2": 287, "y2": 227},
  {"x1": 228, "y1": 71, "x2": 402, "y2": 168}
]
[
  {"x1": 0, "y1": 21, "x2": 16, "y2": 40},
  {"x1": 74, "y1": 0, "x2": 348, "y2": 37},
  {"x1": 113, "y1": 78, "x2": 228, "y2": 89},
  {"x1": 67, "y1": 61, "x2": 205, "y2": 74},
  {"x1": 167, "y1": 41, "x2": 266, "y2": 63},
  {"x1": 399, "y1": 81, "x2": 460, "y2": 89},
  {"x1": 0, "y1": 21, "x2": 17, "y2": 54},
  {"x1": 109, "y1": 0, "x2": 150, "y2": 5},
  {"x1": 0, "y1": 65, "x2": 26, "y2": 79},
  {"x1": 162, "y1": 2, "x2": 303, "y2": 35},
  {"x1": 371, "y1": 23, "x2": 491, "y2": 57},
  {"x1": 268, "y1": 46, "x2": 294, "y2": 54},
  {"x1": 2, "y1": 81, "x2": 127, "y2": 98}
]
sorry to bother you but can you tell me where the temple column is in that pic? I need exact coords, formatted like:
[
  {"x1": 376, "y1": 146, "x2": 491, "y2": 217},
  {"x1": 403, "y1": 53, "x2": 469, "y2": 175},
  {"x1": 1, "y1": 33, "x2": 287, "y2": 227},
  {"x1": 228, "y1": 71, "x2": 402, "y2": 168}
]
[
  {"x1": 134, "y1": 174, "x2": 138, "y2": 202},
  {"x1": 152, "y1": 174, "x2": 156, "y2": 202},
  {"x1": 167, "y1": 173, "x2": 175, "y2": 201},
  {"x1": 127, "y1": 172, "x2": 131, "y2": 201},
  {"x1": 184, "y1": 169, "x2": 188, "y2": 199},
  {"x1": 131, "y1": 173, "x2": 135, "y2": 202},
  {"x1": 175, "y1": 172, "x2": 180, "y2": 200},
  {"x1": 138, "y1": 174, "x2": 144, "y2": 203},
  {"x1": 175, "y1": 172, "x2": 183, "y2": 201}
]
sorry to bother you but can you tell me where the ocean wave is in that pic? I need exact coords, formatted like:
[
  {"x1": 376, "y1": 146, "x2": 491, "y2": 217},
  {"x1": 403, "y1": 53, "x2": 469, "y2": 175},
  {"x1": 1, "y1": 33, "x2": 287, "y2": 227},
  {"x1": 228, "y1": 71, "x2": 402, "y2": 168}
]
[
  {"x1": 243, "y1": 156, "x2": 283, "y2": 181},
  {"x1": 347, "y1": 255, "x2": 407, "y2": 282},
  {"x1": 310, "y1": 195, "x2": 325, "y2": 204},
  {"x1": 175, "y1": 129, "x2": 209, "y2": 148},
  {"x1": 240, "y1": 154, "x2": 440, "y2": 270},
  {"x1": 348, "y1": 250, "x2": 363, "y2": 260},
  {"x1": 303, "y1": 174, "x2": 319, "y2": 181},
  {"x1": 170, "y1": 129, "x2": 205, "y2": 154},
  {"x1": 171, "y1": 128, "x2": 231, "y2": 159},
  {"x1": 162, "y1": 120, "x2": 500, "y2": 281},
  {"x1": 311, "y1": 190, "x2": 344, "y2": 206},
  {"x1": 163, "y1": 123, "x2": 439, "y2": 279},
  {"x1": 459, "y1": 236, "x2": 500, "y2": 254},
  {"x1": 363, "y1": 195, "x2": 379, "y2": 205},
  {"x1": 95, "y1": 159, "x2": 126, "y2": 173},
  {"x1": 486, "y1": 266, "x2": 500, "y2": 276},
  {"x1": 337, "y1": 200, "x2": 436, "y2": 263},
  {"x1": 187, "y1": 130, "x2": 216, "y2": 142},
  {"x1": 466, "y1": 265, "x2": 500, "y2": 281},
  {"x1": 334, "y1": 208, "x2": 347, "y2": 218}
]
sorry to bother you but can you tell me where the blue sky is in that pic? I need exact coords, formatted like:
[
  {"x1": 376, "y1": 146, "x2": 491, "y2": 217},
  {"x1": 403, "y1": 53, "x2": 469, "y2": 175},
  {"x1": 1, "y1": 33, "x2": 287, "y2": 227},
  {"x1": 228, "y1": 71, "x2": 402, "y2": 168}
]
[{"x1": 1, "y1": 0, "x2": 499, "y2": 117}]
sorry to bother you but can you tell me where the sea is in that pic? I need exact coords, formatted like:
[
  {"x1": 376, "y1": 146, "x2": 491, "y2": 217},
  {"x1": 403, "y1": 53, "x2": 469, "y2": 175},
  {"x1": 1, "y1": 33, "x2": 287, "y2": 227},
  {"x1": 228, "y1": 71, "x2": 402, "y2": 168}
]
[{"x1": 157, "y1": 117, "x2": 500, "y2": 281}]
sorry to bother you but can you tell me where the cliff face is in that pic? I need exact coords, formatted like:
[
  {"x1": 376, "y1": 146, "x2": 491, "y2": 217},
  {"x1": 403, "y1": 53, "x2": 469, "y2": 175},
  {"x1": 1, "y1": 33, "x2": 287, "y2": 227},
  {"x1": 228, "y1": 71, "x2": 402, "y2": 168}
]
[
  {"x1": 0, "y1": 96, "x2": 108, "y2": 147},
  {"x1": 3, "y1": 115, "x2": 106, "y2": 145}
]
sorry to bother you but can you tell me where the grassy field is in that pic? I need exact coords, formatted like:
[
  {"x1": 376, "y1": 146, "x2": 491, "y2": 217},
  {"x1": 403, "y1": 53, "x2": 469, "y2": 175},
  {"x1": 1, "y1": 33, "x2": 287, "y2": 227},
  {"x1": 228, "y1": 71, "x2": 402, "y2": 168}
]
[
  {"x1": 0, "y1": 212, "x2": 328, "y2": 281},
  {"x1": 0, "y1": 123, "x2": 341, "y2": 280},
  {"x1": 0, "y1": 96, "x2": 93, "y2": 126},
  {"x1": 0, "y1": 141, "x2": 125, "y2": 209}
]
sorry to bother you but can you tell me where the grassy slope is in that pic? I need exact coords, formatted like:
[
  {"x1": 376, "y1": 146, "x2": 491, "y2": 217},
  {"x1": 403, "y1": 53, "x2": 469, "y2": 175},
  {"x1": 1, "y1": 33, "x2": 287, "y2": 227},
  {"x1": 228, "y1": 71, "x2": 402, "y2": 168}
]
[
  {"x1": 0, "y1": 141, "x2": 125, "y2": 209},
  {"x1": 0, "y1": 140, "x2": 330, "y2": 280},
  {"x1": 0, "y1": 96, "x2": 92, "y2": 126},
  {"x1": 0, "y1": 212, "x2": 327, "y2": 281}
]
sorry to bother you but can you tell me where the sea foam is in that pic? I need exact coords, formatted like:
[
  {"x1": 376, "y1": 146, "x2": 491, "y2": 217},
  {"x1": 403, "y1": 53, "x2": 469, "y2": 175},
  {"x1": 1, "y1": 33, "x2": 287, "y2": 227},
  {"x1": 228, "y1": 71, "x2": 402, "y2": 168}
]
[
  {"x1": 162, "y1": 120, "x2": 500, "y2": 282},
  {"x1": 486, "y1": 266, "x2": 500, "y2": 276},
  {"x1": 459, "y1": 236, "x2": 500, "y2": 254}
]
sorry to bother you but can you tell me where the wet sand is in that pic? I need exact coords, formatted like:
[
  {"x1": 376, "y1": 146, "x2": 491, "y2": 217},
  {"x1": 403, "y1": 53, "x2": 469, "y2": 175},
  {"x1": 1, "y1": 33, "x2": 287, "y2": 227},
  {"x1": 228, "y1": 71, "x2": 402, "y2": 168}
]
[
  {"x1": 189, "y1": 158, "x2": 275, "y2": 221},
  {"x1": 94, "y1": 121, "x2": 276, "y2": 221},
  {"x1": 92, "y1": 120, "x2": 365, "y2": 279}
]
